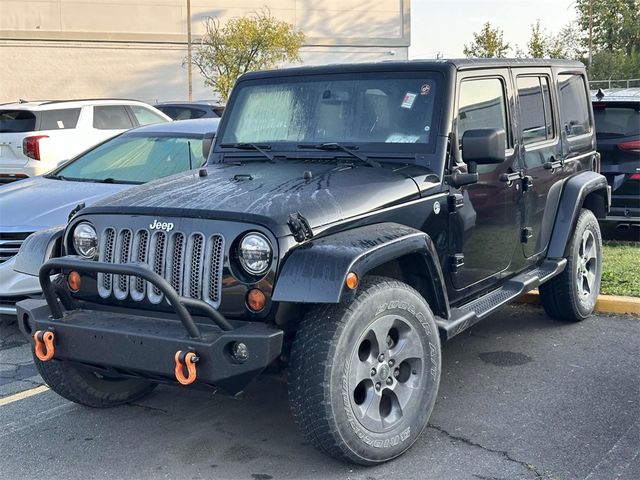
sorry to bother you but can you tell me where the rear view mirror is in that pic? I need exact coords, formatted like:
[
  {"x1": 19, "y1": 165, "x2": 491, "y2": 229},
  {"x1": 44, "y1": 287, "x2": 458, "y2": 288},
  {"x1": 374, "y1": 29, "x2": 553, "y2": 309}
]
[
  {"x1": 202, "y1": 132, "x2": 216, "y2": 160},
  {"x1": 462, "y1": 128, "x2": 506, "y2": 165}
]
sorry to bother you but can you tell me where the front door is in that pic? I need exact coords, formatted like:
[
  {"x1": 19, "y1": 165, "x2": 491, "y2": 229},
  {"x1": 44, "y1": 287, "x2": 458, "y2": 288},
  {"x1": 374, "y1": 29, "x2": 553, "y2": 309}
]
[{"x1": 449, "y1": 72, "x2": 522, "y2": 293}]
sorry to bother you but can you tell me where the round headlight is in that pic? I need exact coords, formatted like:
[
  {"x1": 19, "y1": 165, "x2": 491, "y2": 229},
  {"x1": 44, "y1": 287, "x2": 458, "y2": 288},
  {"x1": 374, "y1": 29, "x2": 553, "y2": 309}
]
[
  {"x1": 238, "y1": 232, "x2": 272, "y2": 275},
  {"x1": 73, "y1": 222, "x2": 98, "y2": 259}
]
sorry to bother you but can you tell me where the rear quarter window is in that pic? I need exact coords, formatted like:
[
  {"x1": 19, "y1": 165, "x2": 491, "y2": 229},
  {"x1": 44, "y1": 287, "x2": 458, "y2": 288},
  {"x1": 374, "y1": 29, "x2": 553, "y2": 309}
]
[
  {"x1": 558, "y1": 74, "x2": 591, "y2": 137},
  {"x1": 0, "y1": 110, "x2": 37, "y2": 133},
  {"x1": 40, "y1": 108, "x2": 81, "y2": 130}
]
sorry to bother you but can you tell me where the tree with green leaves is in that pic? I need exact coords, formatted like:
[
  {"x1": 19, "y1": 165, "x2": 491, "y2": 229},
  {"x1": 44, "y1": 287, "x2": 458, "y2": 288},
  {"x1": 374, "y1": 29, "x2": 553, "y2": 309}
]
[
  {"x1": 191, "y1": 10, "x2": 305, "y2": 102},
  {"x1": 575, "y1": 0, "x2": 640, "y2": 55},
  {"x1": 463, "y1": 22, "x2": 510, "y2": 58},
  {"x1": 528, "y1": 20, "x2": 546, "y2": 58}
]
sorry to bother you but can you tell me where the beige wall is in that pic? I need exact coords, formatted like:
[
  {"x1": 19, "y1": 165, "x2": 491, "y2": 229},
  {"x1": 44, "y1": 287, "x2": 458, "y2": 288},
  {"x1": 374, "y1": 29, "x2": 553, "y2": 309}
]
[{"x1": 0, "y1": 1, "x2": 409, "y2": 102}]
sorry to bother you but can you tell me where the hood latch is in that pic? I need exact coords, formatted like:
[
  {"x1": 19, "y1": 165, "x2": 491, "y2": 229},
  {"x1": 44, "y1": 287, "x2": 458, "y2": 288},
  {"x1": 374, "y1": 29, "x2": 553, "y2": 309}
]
[{"x1": 288, "y1": 212, "x2": 313, "y2": 243}]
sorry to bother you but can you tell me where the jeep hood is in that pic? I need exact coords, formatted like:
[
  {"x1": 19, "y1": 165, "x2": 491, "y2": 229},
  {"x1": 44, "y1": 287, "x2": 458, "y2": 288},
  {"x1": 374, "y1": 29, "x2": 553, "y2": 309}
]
[
  {"x1": 91, "y1": 161, "x2": 422, "y2": 236},
  {"x1": 0, "y1": 176, "x2": 128, "y2": 232}
]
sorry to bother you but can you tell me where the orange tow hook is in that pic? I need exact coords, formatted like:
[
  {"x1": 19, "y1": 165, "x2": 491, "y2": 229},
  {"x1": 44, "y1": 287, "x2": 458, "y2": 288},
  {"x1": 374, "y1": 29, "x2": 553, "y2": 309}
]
[
  {"x1": 174, "y1": 350, "x2": 199, "y2": 385},
  {"x1": 34, "y1": 330, "x2": 55, "y2": 362}
]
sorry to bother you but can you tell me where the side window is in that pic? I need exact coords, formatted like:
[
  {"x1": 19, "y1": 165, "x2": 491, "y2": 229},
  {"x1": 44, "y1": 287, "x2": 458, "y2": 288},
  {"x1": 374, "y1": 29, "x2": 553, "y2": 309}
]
[
  {"x1": 40, "y1": 108, "x2": 81, "y2": 130},
  {"x1": 516, "y1": 76, "x2": 554, "y2": 145},
  {"x1": 458, "y1": 78, "x2": 509, "y2": 151},
  {"x1": 558, "y1": 74, "x2": 590, "y2": 137},
  {"x1": 130, "y1": 105, "x2": 167, "y2": 126},
  {"x1": 93, "y1": 105, "x2": 134, "y2": 130}
]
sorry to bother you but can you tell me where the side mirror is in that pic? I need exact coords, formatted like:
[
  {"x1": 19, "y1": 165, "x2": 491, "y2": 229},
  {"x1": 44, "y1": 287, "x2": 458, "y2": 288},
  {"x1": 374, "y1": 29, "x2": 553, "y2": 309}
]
[
  {"x1": 461, "y1": 128, "x2": 506, "y2": 165},
  {"x1": 202, "y1": 131, "x2": 216, "y2": 160}
]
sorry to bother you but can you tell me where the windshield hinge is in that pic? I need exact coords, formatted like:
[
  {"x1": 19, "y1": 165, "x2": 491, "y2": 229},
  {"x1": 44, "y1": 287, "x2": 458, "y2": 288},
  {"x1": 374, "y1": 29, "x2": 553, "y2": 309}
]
[{"x1": 68, "y1": 202, "x2": 85, "y2": 222}]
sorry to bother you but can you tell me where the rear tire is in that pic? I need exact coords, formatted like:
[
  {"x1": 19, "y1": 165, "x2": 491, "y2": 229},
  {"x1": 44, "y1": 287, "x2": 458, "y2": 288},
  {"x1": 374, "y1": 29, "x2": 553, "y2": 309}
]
[
  {"x1": 34, "y1": 356, "x2": 157, "y2": 408},
  {"x1": 540, "y1": 208, "x2": 602, "y2": 321},
  {"x1": 288, "y1": 276, "x2": 441, "y2": 465}
]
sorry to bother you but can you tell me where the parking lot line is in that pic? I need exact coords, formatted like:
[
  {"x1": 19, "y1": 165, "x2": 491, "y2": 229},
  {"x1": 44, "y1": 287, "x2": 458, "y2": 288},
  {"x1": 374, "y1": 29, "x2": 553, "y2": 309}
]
[{"x1": 0, "y1": 385, "x2": 49, "y2": 407}]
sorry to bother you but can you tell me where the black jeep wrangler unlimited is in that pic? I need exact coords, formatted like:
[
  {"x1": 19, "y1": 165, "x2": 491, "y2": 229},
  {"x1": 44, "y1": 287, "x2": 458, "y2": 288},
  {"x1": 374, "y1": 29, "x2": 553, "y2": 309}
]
[{"x1": 16, "y1": 59, "x2": 610, "y2": 465}]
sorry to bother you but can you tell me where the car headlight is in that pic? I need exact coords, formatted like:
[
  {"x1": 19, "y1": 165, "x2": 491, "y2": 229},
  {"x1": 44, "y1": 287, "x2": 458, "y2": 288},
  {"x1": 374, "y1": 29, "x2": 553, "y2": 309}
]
[
  {"x1": 73, "y1": 222, "x2": 98, "y2": 259},
  {"x1": 238, "y1": 232, "x2": 272, "y2": 275}
]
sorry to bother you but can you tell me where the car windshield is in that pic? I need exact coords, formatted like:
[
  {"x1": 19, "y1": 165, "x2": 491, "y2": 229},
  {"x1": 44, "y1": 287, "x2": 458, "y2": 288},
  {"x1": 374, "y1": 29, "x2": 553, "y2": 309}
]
[
  {"x1": 219, "y1": 72, "x2": 441, "y2": 152},
  {"x1": 593, "y1": 104, "x2": 640, "y2": 138},
  {"x1": 54, "y1": 133, "x2": 205, "y2": 183}
]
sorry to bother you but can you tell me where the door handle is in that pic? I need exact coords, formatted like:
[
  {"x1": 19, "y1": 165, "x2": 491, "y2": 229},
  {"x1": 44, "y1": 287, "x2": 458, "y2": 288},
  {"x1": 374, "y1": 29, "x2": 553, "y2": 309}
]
[{"x1": 543, "y1": 156, "x2": 563, "y2": 170}]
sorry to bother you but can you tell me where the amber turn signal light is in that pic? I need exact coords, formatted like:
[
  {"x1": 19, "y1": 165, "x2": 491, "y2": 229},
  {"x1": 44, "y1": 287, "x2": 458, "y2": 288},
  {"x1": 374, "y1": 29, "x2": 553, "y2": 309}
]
[
  {"x1": 67, "y1": 271, "x2": 81, "y2": 292},
  {"x1": 345, "y1": 272, "x2": 359, "y2": 290},
  {"x1": 247, "y1": 288, "x2": 267, "y2": 312}
]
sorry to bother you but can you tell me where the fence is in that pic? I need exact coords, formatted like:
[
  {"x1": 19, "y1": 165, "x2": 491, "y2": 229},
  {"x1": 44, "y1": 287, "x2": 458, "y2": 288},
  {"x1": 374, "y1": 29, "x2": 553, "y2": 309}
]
[{"x1": 589, "y1": 79, "x2": 640, "y2": 89}]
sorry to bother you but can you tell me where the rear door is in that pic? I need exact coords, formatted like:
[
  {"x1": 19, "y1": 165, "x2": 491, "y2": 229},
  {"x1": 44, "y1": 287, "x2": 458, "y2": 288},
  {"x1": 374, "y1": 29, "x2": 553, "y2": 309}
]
[
  {"x1": 0, "y1": 109, "x2": 38, "y2": 167},
  {"x1": 514, "y1": 69, "x2": 562, "y2": 258}
]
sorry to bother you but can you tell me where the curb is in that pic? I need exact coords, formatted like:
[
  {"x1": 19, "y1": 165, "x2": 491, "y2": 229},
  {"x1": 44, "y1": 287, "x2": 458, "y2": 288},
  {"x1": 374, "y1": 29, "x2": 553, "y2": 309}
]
[{"x1": 519, "y1": 290, "x2": 640, "y2": 315}]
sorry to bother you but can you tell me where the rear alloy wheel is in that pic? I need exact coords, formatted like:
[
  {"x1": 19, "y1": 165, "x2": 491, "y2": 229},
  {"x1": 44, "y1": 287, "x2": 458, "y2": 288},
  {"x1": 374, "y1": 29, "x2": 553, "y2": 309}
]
[
  {"x1": 540, "y1": 208, "x2": 602, "y2": 321},
  {"x1": 288, "y1": 276, "x2": 441, "y2": 465}
]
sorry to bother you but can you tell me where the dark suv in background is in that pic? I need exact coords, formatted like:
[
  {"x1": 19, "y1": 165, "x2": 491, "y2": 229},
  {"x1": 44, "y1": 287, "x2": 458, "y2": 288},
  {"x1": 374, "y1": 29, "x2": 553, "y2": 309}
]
[
  {"x1": 16, "y1": 59, "x2": 609, "y2": 465},
  {"x1": 592, "y1": 88, "x2": 640, "y2": 233},
  {"x1": 155, "y1": 101, "x2": 225, "y2": 121}
]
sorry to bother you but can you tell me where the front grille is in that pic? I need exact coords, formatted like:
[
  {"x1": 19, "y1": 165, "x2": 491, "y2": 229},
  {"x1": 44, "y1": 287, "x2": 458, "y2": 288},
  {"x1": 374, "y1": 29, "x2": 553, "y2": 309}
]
[
  {"x1": 0, "y1": 232, "x2": 33, "y2": 264},
  {"x1": 97, "y1": 227, "x2": 224, "y2": 308}
]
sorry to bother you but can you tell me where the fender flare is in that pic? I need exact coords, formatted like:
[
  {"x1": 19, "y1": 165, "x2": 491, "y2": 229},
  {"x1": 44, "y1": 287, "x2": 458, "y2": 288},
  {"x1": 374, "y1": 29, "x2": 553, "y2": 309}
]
[
  {"x1": 272, "y1": 222, "x2": 449, "y2": 317},
  {"x1": 13, "y1": 225, "x2": 64, "y2": 276},
  {"x1": 547, "y1": 171, "x2": 610, "y2": 258}
]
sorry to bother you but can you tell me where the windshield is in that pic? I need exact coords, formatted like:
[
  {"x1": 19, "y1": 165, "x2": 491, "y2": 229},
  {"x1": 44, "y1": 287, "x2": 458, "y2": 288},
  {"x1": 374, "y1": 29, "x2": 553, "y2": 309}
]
[
  {"x1": 219, "y1": 72, "x2": 441, "y2": 152},
  {"x1": 55, "y1": 133, "x2": 205, "y2": 183}
]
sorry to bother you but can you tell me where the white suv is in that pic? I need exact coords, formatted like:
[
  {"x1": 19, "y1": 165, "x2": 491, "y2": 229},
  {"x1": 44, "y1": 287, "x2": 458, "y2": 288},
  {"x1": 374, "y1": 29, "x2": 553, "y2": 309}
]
[{"x1": 0, "y1": 99, "x2": 171, "y2": 184}]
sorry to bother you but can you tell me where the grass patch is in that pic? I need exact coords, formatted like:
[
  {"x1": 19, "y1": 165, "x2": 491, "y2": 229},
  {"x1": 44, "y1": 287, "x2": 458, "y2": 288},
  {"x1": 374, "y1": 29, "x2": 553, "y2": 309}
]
[{"x1": 601, "y1": 241, "x2": 640, "y2": 297}]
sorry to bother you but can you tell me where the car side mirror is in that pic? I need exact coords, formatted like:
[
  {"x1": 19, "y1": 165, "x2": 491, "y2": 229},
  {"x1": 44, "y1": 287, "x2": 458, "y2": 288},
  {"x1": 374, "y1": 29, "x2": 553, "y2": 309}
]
[
  {"x1": 202, "y1": 132, "x2": 216, "y2": 160},
  {"x1": 461, "y1": 128, "x2": 506, "y2": 165}
]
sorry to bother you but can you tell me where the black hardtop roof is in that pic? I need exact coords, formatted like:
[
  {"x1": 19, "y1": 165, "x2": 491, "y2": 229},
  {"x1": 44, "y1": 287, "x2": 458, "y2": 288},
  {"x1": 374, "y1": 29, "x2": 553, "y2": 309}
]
[{"x1": 239, "y1": 58, "x2": 586, "y2": 81}]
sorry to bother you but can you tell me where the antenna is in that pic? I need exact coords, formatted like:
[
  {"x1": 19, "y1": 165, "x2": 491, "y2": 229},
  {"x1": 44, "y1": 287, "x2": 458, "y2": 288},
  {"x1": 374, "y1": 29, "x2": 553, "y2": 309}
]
[{"x1": 187, "y1": 140, "x2": 193, "y2": 170}]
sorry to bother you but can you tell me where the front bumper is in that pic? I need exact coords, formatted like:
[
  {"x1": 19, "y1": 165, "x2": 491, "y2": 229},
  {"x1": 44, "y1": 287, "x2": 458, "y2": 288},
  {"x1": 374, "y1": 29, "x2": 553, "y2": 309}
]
[{"x1": 16, "y1": 257, "x2": 284, "y2": 393}]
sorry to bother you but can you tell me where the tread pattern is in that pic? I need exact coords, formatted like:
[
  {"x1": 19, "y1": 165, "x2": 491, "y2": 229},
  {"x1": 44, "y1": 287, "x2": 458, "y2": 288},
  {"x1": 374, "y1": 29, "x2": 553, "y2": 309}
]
[
  {"x1": 539, "y1": 209, "x2": 602, "y2": 322},
  {"x1": 288, "y1": 276, "x2": 437, "y2": 464}
]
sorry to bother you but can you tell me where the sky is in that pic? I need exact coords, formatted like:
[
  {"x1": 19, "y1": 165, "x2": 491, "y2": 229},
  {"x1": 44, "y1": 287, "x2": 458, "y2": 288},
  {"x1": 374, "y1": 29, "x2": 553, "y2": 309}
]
[{"x1": 409, "y1": 0, "x2": 578, "y2": 59}]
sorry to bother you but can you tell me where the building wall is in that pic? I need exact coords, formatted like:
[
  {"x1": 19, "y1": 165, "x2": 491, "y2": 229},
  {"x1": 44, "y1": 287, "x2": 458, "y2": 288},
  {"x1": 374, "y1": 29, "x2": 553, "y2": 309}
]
[{"x1": 0, "y1": 0, "x2": 409, "y2": 103}]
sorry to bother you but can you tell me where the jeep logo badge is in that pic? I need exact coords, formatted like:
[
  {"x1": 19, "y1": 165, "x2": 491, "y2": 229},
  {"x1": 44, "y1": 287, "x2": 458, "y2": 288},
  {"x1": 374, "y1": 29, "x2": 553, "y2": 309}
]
[{"x1": 149, "y1": 219, "x2": 174, "y2": 232}]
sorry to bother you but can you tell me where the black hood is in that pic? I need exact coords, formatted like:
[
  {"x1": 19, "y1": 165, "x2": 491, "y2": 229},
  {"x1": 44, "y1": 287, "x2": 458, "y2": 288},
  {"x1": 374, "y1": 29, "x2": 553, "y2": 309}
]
[{"x1": 89, "y1": 161, "x2": 421, "y2": 237}]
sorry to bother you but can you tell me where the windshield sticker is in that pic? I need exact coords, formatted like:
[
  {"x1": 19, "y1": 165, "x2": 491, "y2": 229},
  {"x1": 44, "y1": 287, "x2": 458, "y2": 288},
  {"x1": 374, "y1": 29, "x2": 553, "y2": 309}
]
[
  {"x1": 57, "y1": 120, "x2": 64, "y2": 128},
  {"x1": 420, "y1": 84, "x2": 432, "y2": 96},
  {"x1": 401, "y1": 92, "x2": 417, "y2": 109}
]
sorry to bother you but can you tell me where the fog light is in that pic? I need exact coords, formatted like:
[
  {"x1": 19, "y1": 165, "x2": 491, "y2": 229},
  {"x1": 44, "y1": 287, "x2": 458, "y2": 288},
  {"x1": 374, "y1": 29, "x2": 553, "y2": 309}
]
[
  {"x1": 232, "y1": 342, "x2": 249, "y2": 363},
  {"x1": 246, "y1": 288, "x2": 266, "y2": 312},
  {"x1": 67, "y1": 271, "x2": 81, "y2": 292}
]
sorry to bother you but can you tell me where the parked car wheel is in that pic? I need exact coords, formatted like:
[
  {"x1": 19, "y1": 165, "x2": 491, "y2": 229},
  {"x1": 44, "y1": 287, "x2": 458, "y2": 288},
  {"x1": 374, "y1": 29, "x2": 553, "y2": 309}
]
[
  {"x1": 34, "y1": 357, "x2": 157, "y2": 408},
  {"x1": 288, "y1": 276, "x2": 441, "y2": 465},
  {"x1": 540, "y1": 208, "x2": 603, "y2": 321}
]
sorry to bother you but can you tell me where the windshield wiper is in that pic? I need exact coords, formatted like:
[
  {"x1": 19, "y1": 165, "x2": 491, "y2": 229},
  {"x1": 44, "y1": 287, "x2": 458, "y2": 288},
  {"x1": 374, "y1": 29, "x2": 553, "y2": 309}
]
[
  {"x1": 297, "y1": 143, "x2": 381, "y2": 168},
  {"x1": 220, "y1": 143, "x2": 276, "y2": 163},
  {"x1": 44, "y1": 173, "x2": 68, "y2": 181}
]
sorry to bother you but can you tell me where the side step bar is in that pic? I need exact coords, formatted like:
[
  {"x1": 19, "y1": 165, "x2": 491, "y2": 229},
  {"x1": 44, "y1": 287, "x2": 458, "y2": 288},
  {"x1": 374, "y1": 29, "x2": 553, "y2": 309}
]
[{"x1": 437, "y1": 258, "x2": 567, "y2": 340}]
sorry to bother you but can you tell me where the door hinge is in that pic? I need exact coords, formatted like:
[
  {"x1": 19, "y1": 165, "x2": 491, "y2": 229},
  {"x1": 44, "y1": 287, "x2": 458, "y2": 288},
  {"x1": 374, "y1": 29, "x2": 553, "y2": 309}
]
[
  {"x1": 449, "y1": 253, "x2": 465, "y2": 273},
  {"x1": 522, "y1": 175, "x2": 534, "y2": 192},
  {"x1": 447, "y1": 193, "x2": 464, "y2": 210},
  {"x1": 521, "y1": 227, "x2": 533, "y2": 243}
]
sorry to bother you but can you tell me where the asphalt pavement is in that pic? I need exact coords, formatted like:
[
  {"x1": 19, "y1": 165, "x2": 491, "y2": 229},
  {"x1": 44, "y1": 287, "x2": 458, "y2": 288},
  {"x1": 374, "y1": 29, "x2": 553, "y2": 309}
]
[{"x1": 1, "y1": 304, "x2": 638, "y2": 480}]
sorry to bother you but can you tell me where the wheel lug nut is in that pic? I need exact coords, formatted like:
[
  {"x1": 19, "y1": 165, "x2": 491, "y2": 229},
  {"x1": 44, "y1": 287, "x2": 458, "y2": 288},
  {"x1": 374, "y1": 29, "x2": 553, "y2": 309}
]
[
  {"x1": 370, "y1": 368, "x2": 376, "y2": 376},
  {"x1": 393, "y1": 369, "x2": 399, "y2": 377},
  {"x1": 378, "y1": 354, "x2": 385, "y2": 362},
  {"x1": 388, "y1": 359, "x2": 395, "y2": 367},
  {"x1": 386, "y1": 377, "x2": 393, "y2": 386},
  {"x1": 375, "y1": 382, "x2": 381, "y2": 391}
]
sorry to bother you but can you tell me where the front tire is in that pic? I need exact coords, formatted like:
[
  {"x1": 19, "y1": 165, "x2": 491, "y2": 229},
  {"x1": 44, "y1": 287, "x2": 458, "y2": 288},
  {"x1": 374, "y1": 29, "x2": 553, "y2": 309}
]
[
  {"x1": 288, "y1": 277, "x2": 441, "y2": 465},
  {"x1": 540, "y1": 208, "x2": 603, "y2": 321},
  {"x1": 34, "y1": 357, "x2": 157, "y2": 408}
]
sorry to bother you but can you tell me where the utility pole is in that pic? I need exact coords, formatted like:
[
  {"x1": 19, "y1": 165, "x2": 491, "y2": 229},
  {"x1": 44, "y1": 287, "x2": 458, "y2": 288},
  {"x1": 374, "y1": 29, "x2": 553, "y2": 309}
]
[
  {"x1": 588, "y1": 0, "x2": 593, "y2": 68},
  {"x1": 187, "y1": 0, "x2": 193, "y2": 101}
]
